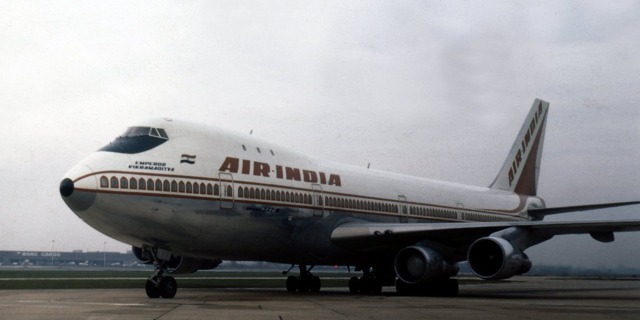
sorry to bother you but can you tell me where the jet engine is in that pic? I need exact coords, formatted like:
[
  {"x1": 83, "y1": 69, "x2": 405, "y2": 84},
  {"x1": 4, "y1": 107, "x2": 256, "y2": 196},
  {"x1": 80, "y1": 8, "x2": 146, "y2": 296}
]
[
  {"x1": 467, "y1": 237, "x2": 531, "y2": 280},
  {"x1": 394, "y1": 245, "x2": 459, "y2": 284},
  {"x1": 132, "y1": 246, "x2": 222, "y2": 274}
]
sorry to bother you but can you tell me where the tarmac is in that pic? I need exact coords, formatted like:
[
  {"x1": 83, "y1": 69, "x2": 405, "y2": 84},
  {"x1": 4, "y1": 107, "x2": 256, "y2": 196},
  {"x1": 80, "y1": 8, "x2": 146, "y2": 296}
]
[{"x1": 0, "y1": 276, "x2": 638, "y2": 320}]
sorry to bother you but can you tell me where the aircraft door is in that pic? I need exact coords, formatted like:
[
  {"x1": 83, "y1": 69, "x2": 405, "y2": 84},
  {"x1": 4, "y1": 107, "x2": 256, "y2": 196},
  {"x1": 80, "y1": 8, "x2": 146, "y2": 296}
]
[
  {"x1": 312, "y1": 184, "x2": 324, "y2": 217},
  {"x1": 398, "y1": 195, "x2": 408, "y2": 223},
  {"x1": 218, "y1": 172, "x2": 234, "y2": 209}
]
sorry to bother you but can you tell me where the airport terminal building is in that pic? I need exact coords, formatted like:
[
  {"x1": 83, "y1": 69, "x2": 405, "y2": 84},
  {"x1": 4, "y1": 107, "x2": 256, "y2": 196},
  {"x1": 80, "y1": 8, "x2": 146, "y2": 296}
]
[{"x1": 0, "y1": 250, "x2": 138, "y2": 267}]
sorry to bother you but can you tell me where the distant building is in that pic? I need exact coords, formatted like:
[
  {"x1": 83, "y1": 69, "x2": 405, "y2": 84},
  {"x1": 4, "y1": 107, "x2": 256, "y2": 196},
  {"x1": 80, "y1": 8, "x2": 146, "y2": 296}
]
[{"x1": 0, "y1": 250, "x2": 138, "y2": 267}]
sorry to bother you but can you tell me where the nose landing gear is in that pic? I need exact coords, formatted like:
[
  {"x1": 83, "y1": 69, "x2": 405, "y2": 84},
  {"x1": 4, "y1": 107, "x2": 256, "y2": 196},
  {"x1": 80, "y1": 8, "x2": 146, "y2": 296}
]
[
  {"x1": 145, "y1": 266, "x2": 177, "y2": 299},
  {"x1": 142, "y1": 248, "x2": 178, "y2": 299}
]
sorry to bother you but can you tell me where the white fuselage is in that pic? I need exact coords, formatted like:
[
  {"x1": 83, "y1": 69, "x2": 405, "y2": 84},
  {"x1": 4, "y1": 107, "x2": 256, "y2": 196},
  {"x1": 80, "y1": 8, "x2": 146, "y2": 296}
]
[{"x1": 62, "y1": 118, "x2": 543, "y2": 266}]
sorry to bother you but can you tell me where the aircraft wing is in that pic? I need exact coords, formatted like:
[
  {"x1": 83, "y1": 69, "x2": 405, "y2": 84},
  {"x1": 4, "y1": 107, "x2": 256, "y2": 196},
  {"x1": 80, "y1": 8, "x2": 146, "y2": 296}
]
[
  {"x1": 330, "y1": 219, "x2": 640, "y2": 253},
  {"x1": 528, "y1": 201, "x2": 640, "y2": 219}
]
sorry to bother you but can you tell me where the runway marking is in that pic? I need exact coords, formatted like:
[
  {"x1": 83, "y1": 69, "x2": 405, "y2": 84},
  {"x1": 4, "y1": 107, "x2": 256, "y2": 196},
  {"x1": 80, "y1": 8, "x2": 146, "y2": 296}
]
[
  {"x1": 17, "y1": 300, "x2": 148, "y2": 307},
  {"x1": 0, "y1": 278, "x2": 147, "y2": 281}
]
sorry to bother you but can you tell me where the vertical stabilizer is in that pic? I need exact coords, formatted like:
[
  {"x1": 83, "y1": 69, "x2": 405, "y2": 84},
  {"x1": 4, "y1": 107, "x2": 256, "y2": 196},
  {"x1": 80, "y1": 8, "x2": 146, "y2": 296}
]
[{"x1": 490, "y1": 99, "x2": 549, "y2": 196}]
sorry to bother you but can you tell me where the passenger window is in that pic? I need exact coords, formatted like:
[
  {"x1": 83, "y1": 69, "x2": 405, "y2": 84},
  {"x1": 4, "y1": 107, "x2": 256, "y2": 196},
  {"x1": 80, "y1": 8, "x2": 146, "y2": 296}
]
[
  {"x1": 100, "y1": 176, "x2": 109, "y2": 188},
  {"x1": 139, "y1": 178, "x2": 146, "y2": 190},
  {"x1": 110, "y1": 177, "x2": 118, "y2": 188},
  {"x1": 226, "y1": 186, "x2": 232, "y2": 197},
  {"x1": 129, "y1": 178, "x2": 137, "y2": 189}
]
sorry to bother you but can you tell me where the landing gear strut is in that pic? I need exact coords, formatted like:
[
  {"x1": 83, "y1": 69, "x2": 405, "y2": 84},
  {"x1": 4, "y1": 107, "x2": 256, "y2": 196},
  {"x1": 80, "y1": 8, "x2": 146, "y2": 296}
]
[
  {"x1": 144, "y1": 249, "x2": 178, "y2": 299},
  {"x1": 284, "y1": 264, "x2": 321, "y2": 293}
]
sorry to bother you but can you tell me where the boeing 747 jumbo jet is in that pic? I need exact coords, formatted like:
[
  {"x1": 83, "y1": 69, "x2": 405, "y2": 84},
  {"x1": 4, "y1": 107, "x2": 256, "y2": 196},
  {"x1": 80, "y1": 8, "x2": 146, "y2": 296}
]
[{"x1": 60, "y1": 99, "x2": 640, "y2": 298}]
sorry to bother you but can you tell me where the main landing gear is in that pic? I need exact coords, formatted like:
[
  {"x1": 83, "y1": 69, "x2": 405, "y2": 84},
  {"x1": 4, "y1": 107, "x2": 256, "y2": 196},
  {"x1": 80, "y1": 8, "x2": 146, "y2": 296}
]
[
  {"x1": 348, "y1": 267, "x2": 383, "y2": 295},
  {"x1": 284, "y1": 264, "x2": 321, "y2": 293}
]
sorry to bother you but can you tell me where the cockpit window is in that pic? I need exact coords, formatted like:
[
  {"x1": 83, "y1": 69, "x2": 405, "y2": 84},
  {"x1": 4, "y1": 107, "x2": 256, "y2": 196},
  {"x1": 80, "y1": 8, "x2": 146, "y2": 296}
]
[
  {"x1": 99, "y1": 126, "x2": 169, "y2": 154},
  {"x1": 158, "y1": 128, "x2": 168, "y2": 139}
]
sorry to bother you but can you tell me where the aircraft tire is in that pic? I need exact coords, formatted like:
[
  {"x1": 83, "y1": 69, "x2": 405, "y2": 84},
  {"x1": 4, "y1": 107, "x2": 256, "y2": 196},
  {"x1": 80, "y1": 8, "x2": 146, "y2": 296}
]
[
  {"x1": 348, "y1": 277, "x2": 360, "y2": 294},
  {"x1": 310, "y1": 276, "x2": 321, "y2": 292},
  {"x1": 370, "y1": 278, "x2": 383, "y2": 295},
  {"x1": 286, "y1": 276, "x2": 298, "y2": 292},
  {"x1": 360, "y1": 278, "x2": 383, "y2": 295},
  {"x1": 297, "y1": 277, "x2": 310, "y2": 293},
  {"x1": 145, "y1": 279, "x2": 160, "y2": 299},
  {"x1": 159, "y1": 276, "x2": 177, "y2": 299}
]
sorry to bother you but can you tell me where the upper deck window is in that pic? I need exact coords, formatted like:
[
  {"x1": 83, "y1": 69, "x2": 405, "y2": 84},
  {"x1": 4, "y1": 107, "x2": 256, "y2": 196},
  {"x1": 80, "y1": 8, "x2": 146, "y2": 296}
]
[{"x1": 99, "y1": 126, "x2": 169, "y2": 154}]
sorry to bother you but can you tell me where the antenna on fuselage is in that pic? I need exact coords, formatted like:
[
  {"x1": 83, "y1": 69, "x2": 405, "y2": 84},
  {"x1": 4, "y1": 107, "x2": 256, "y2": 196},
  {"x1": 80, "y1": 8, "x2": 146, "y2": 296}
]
[
  {"x1": 367, "y1": 162, "x2": 371, "y2": 169},
  {"x1": 250, "y1": 129, "x2": 253, "y2": 135}
]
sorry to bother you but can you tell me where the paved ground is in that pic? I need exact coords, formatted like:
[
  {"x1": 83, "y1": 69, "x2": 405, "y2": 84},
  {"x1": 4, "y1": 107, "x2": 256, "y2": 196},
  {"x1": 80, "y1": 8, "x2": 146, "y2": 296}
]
[{"x1": 0, "y1": 277, "x2": 638, "y2": 319}]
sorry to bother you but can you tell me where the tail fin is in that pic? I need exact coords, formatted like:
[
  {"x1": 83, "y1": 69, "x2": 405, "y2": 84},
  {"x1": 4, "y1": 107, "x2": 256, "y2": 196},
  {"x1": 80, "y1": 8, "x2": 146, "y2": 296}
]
[{"x1": 490, "y1": 99, "x2": 549, "y2": 196}]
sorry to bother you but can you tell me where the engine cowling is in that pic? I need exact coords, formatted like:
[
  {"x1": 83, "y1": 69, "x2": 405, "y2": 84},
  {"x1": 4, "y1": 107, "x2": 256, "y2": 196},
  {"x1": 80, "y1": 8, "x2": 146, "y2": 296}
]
[
  {"x1": 394, "y1": 246, "x2": 459, "y2": 284},
  {"x1": 467, "y1": 237, "x2": 532, "y2": 280}
]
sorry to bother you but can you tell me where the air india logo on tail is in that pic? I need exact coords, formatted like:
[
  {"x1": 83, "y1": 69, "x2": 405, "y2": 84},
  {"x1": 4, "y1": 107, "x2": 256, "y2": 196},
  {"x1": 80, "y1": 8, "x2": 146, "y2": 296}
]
[
  {"x1": 508, "y1": 102, "x2": 545, "y2": 186},
  {"x1": 219, "y1": 157, "x2": 342, "y2": 186}
]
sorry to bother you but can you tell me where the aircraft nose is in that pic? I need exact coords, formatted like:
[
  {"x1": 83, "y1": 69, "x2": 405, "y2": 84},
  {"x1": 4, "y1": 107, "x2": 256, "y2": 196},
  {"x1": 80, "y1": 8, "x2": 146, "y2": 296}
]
[
  {"x1": 60, "y1": 164, "x2": 97, "y2": 212},
  {"x1": 59, "y1": 178, "x2": 75, "y2": 197}
]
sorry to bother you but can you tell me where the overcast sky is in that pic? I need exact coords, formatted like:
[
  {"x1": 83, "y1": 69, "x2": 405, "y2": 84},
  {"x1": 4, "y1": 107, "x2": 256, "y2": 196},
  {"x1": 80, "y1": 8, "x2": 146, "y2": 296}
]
[{"x1": 0, "y1": 1, "x2": 638, "y2": 268}]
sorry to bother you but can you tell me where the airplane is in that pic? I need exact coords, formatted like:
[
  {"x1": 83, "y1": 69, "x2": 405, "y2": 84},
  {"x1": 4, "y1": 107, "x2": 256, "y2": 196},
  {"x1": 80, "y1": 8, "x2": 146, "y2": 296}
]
[{"x1": 59, "y1": 99, "x2": 640, "y2": 298}]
